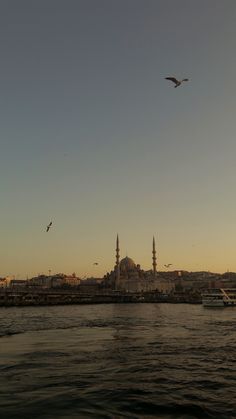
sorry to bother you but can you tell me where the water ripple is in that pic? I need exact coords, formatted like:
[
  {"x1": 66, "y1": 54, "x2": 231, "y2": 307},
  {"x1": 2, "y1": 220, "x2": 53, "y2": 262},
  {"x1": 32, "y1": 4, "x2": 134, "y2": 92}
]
[{"x1": 0, "y1": 304, "x2": 236, "y2": 418}]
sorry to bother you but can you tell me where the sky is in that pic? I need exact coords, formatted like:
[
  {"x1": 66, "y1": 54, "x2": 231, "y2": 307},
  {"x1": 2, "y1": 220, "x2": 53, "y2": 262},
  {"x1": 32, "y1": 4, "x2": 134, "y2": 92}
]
[{"x1": 1, "y1": 0, "x2": 236, "y2": 278}]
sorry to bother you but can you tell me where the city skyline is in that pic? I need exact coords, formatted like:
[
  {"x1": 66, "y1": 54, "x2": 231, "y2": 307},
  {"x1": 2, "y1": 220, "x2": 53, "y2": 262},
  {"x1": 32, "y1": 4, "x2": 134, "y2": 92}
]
[
  {"x1": 1, "y1": 1, "x2": 236, "y2": 277},
  {"x1": 2, "y1": 233, "x2": 235, "y2": 279}
]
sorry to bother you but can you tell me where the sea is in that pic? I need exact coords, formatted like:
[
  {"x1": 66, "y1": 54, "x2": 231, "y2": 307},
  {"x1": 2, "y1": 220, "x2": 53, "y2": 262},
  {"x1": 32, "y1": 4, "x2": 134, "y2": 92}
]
[{"x1": 0, "y1": 303, "x2": 235, "y2": 419}]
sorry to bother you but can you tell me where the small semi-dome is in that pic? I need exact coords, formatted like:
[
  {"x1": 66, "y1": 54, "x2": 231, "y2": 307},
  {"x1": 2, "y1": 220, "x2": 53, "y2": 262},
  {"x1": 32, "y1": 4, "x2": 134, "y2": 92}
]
[{"x1": 120, "y1": 256, "x2": 136, "y2": 272}]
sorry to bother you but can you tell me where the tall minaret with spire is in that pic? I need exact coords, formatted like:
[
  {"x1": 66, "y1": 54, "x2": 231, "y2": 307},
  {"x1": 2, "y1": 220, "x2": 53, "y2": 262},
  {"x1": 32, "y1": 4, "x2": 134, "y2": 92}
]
[
  {"x1": 152, "y1": 236, "x2": 157, "y2": 276},
  {"x1": 115, "y1": 234, "x2": 120, "y2": 289}
]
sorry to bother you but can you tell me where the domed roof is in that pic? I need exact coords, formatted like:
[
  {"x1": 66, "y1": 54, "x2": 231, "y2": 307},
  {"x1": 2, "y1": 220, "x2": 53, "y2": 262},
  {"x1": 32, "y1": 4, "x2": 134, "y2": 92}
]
[{"x1": 120, "y1": 256, "x2": 136, "y2": 272}]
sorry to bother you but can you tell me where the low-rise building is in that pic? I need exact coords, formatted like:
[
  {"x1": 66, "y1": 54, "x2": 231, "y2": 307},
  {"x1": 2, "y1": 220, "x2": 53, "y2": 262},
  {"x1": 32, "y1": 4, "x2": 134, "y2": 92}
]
[{"x1": 0, "y1": 278, "x2": 7, "y2": 288}]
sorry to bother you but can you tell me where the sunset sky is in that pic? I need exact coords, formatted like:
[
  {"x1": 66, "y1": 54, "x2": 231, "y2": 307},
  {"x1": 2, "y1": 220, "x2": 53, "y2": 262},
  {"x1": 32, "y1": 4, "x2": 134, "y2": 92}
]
[{"x1": 1, "y1": 0, "x2": 236, "y2": 278}]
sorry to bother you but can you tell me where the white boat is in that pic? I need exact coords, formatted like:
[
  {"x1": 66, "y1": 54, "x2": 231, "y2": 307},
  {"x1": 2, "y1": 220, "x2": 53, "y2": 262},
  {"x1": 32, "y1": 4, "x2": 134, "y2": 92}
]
[{"x1": 202, "y1": 288, "x2": 236, "y2": 307}]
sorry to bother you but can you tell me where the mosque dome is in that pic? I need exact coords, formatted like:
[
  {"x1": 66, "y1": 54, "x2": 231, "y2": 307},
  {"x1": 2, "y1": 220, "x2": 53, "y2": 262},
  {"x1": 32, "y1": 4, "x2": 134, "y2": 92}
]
[{"x1": 120, "y1": 256, "x2": 136, "y2": 272}]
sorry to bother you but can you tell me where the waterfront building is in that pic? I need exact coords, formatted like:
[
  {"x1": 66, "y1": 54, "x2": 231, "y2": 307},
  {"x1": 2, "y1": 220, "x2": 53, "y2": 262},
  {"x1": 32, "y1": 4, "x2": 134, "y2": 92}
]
[
  {"x1": 10, "y1": 279, "x2": 28, "y2": 288},
  {"x1": 103, "y1": 235, "x2": 174, "y2": 294},
  {"x1": 0, "y1": 276, "x2": 14, "y2": 287},
  {"x1": 0, "y1": 278, "x2": 7, "y2": 288},
  {"x1": 28, "y1": 273, "x2": 81, "y2": 288},
  {"x1": 62, "y1": 273, "x2": 81, "y2": 287}
]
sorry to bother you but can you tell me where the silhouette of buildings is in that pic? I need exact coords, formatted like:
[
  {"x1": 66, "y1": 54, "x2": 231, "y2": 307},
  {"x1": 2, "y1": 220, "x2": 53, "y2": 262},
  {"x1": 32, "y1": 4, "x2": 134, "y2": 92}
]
[{"x1": 103, "y1": 235, "x2": 173, "y2": 293}]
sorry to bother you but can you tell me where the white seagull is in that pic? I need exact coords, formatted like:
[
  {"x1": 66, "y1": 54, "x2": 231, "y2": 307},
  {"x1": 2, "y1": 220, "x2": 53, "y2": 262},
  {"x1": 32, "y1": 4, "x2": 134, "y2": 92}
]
[{"x1": 165, "y1": 76, "x2": 189, "y2": 88}]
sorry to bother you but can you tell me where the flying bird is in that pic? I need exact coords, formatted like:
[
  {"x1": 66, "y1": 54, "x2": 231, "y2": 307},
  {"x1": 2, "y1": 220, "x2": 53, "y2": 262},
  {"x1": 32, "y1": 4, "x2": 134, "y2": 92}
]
[
  {"x1": 46, "y1": 221, "x2": 52, "y2": 232},
  {"x1": 165, "y1": 77, "x2": 189, "y2": 88},
  {"x1": 164, "y1": 264, "x2": 172, "y2": 268},
  {"x1": 93, "y1": 262, "x2": 99, "y2": 265}
]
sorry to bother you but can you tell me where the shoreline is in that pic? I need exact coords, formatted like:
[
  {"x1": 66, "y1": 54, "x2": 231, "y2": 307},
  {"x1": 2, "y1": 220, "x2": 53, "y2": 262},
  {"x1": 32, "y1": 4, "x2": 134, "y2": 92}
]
[{"x1": 0, "y1": 288, "x2": 201, "y2": 307}]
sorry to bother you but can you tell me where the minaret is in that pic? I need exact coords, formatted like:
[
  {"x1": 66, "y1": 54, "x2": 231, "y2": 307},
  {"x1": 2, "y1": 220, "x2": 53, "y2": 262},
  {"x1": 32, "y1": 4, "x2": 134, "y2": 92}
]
[
  {"x1": 152, "y1": 236, "x2": 157, "y2": 276},
  {"x1": 115, "y1": 234, "x2": 120, "y2": 289}
]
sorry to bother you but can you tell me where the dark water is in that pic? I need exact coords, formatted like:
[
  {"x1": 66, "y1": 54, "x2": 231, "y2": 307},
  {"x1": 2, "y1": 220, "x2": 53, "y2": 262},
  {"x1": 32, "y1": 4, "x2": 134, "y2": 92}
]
[{"x1": 0, "y1": 304, "x2": 235, "y2": 419}]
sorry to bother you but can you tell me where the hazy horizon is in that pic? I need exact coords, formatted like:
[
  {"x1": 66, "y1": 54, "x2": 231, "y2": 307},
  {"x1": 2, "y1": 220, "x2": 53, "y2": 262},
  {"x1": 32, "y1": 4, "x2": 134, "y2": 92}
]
[{"x1": 1, "y1": 1, "x2": 236, "y2": 277}]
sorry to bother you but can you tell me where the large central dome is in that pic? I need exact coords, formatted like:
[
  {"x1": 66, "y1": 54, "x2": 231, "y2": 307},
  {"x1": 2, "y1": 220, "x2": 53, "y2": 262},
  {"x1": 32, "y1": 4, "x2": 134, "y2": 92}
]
[{"x1": 120, "y1": 256, "x2": 136, "y2": 272}]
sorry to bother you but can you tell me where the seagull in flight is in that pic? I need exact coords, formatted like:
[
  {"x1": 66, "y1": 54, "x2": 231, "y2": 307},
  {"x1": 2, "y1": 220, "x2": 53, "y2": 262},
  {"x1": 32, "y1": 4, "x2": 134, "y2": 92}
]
[
  {"x1": 165, "y1": 77, "x2": 189, "y2": 88},
  {"x1": 46, "y1": 221, "x2": 52, "y2": 232},
  {"x1": 164, "y1": 264, "x2": 172, "y2": 268},
  {"x1": 93, "y1": 262, "x2": 99, "y2": 265}
]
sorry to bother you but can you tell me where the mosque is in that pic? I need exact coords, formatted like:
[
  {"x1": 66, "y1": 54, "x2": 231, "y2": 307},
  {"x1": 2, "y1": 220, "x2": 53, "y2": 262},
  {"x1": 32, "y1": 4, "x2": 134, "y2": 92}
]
[{"x1": 103, "y1": 235, "x2": 173, "y2": 294}]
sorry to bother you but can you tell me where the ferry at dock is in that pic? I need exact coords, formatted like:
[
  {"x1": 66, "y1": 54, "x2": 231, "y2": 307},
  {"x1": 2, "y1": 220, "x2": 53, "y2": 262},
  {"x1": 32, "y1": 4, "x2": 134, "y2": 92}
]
[{"x1": 202, "y1": 288, "x2": 236, "y2": 307}]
